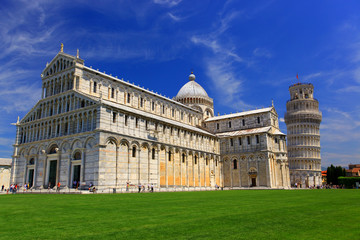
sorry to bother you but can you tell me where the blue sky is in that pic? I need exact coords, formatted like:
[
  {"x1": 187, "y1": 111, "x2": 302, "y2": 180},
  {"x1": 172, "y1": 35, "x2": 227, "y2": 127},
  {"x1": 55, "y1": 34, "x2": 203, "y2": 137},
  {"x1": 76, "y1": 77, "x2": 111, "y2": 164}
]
[{"x1": 0, "y1": 0, "x2": 359, "y2": 167}]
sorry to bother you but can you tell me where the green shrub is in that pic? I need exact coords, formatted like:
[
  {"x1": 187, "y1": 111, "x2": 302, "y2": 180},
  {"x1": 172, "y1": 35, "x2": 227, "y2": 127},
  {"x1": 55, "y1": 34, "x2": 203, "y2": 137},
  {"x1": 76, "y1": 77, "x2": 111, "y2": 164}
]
[{"x1": 338, "y1": 177, "x2": 360, "y2": 188}]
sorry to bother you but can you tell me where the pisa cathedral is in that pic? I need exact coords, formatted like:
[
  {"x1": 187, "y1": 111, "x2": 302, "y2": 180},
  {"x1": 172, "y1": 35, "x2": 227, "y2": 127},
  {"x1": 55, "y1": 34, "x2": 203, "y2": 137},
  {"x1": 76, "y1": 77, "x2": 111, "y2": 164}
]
[{"x1": 10, "y1": 46, "x2": 291, "y2": 191}]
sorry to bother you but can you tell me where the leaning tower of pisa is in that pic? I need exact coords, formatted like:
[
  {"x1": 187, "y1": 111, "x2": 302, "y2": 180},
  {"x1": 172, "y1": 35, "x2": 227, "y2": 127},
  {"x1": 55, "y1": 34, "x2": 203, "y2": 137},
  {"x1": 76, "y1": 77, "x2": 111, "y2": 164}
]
[{"x1": 284, "y1": 83, "x2": 322, "y2": 188}]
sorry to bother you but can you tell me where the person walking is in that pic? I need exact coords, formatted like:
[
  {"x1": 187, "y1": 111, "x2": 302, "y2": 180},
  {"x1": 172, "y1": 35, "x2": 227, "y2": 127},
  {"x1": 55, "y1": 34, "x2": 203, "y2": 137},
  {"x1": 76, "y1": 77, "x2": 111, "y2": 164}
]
[
  {"x1": 138, "y1": 183, "x2": 141, "y2": 193},
  {"x1": 57, "y1": 182, "x2": 61, "y2": 192}
]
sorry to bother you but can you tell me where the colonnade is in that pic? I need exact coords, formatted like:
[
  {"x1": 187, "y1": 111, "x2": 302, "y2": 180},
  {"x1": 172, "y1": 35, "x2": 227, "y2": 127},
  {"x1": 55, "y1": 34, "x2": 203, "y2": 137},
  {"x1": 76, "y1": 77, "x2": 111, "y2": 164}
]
[
  {"x1": 19, "y1": 110, "x2": 97, "y2": 144},
  {"x1": 289, "y1": 159, "x2": 321, "y2": 170}
]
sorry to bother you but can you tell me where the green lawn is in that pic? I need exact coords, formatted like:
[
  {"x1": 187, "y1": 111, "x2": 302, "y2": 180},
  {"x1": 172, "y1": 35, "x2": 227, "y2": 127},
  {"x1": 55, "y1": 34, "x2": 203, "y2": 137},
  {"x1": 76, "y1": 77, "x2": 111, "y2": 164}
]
[{"x1": 0, "y1": 190, "x2": 359, "y2": 239}]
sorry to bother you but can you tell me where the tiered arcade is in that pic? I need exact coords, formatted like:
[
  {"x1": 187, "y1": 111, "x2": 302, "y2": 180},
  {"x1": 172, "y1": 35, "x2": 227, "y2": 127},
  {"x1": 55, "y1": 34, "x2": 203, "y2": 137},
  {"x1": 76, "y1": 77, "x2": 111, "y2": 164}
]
[{"x1": 284, "y1": 83, "x2": 322, "y2": 187}]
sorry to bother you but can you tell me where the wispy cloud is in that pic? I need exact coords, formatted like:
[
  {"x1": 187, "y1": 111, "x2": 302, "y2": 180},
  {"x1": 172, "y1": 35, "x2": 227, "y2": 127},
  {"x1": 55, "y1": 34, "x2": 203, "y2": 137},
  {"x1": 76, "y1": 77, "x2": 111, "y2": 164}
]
[
  {"x1": 322, "y1": 152, "x2": 360, "y2": 168},
  {"x1": 167, "y1": 12, "x2": 183, "y2": 22},
  {"x1": 321, "y1": 107, "x2": 360, "y2": 142},
  {"x1": 253, "y1": 48, "x2": 272, "y2": 58},
  {"x1": 302, "y1": 72, "x2": 322, "y2": 81},
  {"x1": 153, "y1": 0, "x2": 182, "y2": 7},
  {"x1": 190, "y1": 6, "x2": 252, "y2": 109},
  {"x1": 0, "y1": 137, "x2": 15, "y2": 147}
]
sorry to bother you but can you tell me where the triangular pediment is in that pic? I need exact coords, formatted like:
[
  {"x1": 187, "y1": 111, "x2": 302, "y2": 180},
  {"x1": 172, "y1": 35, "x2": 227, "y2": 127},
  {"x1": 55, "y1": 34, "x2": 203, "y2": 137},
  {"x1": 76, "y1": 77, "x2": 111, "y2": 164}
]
[
  {"x1": 20, "y1": 90, "x2": 99, "y2": 124},
  {"x1": 41, "y1": 51, "x2": 83, "y2": 78}
]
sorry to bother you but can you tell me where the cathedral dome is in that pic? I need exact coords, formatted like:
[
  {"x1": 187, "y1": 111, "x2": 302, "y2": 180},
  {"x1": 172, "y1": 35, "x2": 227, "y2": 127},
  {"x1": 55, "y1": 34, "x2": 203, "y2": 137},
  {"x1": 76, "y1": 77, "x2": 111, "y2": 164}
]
[{"x1": 175, "y1": 73, "x2": 209, "y2": 99}]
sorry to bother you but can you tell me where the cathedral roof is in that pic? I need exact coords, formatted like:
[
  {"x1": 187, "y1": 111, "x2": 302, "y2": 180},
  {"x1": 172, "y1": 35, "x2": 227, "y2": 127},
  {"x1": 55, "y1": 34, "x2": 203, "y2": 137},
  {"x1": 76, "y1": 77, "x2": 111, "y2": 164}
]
[
  {"x1": 215, "y1": 126, "x2": 285, "y2": 137},
  {"x1": 175, "y1": 73, "x2": 209, "y2": 99},
  {"x1": 205, "y1": 107, "x2": 274, "y2": 122}
]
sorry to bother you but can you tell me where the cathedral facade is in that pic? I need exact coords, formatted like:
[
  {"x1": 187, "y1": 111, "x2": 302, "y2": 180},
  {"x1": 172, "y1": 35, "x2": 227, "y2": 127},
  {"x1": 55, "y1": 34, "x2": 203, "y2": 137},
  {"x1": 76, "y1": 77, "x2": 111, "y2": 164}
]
[{"x1": 10, "y1": 47, "x2": 290, "y2": 191}]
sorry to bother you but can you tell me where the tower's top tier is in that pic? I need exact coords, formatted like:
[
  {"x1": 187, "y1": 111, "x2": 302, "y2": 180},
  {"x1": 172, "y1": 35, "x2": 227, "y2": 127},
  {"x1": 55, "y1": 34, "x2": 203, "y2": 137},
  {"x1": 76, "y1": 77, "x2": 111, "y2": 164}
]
[{"x1": 288, "y1": 83, "x2": 314, "y2": 101}]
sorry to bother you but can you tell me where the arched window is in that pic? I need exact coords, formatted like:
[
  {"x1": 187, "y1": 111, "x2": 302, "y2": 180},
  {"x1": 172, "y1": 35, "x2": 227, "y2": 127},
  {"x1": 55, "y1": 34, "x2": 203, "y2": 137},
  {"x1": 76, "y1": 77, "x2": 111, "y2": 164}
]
[
  {"x1": 111, "y1": 88, "x2": 115, "y2": 98},
  {"x1": 233, "y1": 159, "x2": 237, "y2": 169},
  {"x1": 168, "y1": 151, "x2": 171, "y2": 161},
  {"x1": 73, "y1": 152, "x2": 81, "y2": 160},
  {"x1": 29, "y1": 158, "x2": 35, "y2": 165},
  {"x1": 206, "y1": 158, "x2": 209, "y2": 166},
  {"x1": 182, "y1": 153, "x2": 186, "y2": 163},
  {"x1": 132, "y1": 146, "x2": 136, "y2": 157},
  {"x1": 152, "y1": 148, "x2": 156, "y2": 160},
  {"x1": 49, "y1": 145, "x2": 58, "y2": 154},
  {"x1": 194, "y1": 155, "x2": 197, "y2": 165},
  {"x1": 93, "y1": 82, "x2": 97, "y2": 93}
]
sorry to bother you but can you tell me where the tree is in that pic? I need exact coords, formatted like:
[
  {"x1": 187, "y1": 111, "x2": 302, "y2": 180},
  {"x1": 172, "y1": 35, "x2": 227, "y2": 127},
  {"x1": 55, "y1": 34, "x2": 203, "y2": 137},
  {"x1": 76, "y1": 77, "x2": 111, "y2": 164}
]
[{"x1": 326, "y1": 165, "x2": 345, "y2": 185}]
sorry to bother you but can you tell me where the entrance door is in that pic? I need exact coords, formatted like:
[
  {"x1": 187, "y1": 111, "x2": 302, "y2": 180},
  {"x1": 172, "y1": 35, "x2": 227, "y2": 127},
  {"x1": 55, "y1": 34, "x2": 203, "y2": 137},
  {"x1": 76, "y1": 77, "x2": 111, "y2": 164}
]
[
  {"x1": 73, "y1": 165, "x2": 81, "y2": 188},
  {"x1": 251, "y1": 177, "x2": 256, "y2": 187},
  {"x1": 48, "y1": 160, "x2": 57, "y2": 188},
  {"x1": 28, "y1": 169, "x2": 34, "y2": 188}
]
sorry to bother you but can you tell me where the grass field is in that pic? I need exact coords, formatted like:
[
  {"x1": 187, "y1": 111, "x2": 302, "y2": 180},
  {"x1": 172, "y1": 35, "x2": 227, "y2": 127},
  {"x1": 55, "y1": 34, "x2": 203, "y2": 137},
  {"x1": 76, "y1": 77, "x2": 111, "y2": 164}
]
[{"x1": 0, "y1": 190, "x2": 359, "y2": 239}]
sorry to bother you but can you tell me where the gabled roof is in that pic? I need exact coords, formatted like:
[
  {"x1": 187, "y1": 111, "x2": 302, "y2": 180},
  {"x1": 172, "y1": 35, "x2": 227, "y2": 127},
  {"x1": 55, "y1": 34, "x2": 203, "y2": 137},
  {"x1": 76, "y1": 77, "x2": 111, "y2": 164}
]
[
  {"x1": 0, "y1": 158, "x2": 12, "y2": 166},
  {"x1": 101, "y1": 99, "x2": 215, "y2": 137},
  {"x1": 205, "y1": 107, "x2": 275, "y2": 122},
  {"x1": 82, "y1": 66, "x2": 203, "y2": 114},
  {"x1": 215, "y1": 126, "x2": 285, "y2": 137}
]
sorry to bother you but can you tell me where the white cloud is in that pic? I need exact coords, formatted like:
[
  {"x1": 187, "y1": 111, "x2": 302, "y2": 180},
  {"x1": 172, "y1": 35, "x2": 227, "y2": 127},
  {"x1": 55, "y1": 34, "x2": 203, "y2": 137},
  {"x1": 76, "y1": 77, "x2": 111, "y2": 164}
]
[
  {"x1": 0, "y1": 137, "x2": 14, "y2": 147},
  {"x1": 279, "y1": 118, "x2": 285, "y2": 122},
  {"x1": 167, "y1": 13, "x2": 182, "y2": 22},
  {"x1": 189, "y1": 8, "x2": 253, "y2": 109},
  {"x1": 253, "y1": 48, "x2": 272, "y2": 58},
  {"x1": 321, "y1": 108, "x2": 360, "y2": 142},
  {"x1": 302, "y1": 72, "x2": 322, "y2": 81},
  {"x1": 153, "y1": 0, "x2": 182, "y2": 7},
  {"x1": 205, "y1": 57, "x2": 251, "y2": 109},
  {"x1": 321, "y1": 152, "x2": 360, "y2": 168}
]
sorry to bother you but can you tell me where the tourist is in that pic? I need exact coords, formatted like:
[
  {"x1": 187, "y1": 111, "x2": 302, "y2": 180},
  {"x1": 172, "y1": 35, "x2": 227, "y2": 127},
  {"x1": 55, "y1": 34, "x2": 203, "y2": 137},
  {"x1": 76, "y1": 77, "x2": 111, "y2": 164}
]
[
  {"x1": 1, "y1": 185, "x2": 4, "y2": 191},
  {"x1": 57, "y1": 182, "x2": 61, "y2": 192},
  {"x1": 142, "y1": 185, "x2": 145, "y2": 192},
  {"x1": 138, "y1": 183, "x2": 141, "y2": 193},
  {"x1": 151, "y1": 184, "x2": 154, "y2": 192}
]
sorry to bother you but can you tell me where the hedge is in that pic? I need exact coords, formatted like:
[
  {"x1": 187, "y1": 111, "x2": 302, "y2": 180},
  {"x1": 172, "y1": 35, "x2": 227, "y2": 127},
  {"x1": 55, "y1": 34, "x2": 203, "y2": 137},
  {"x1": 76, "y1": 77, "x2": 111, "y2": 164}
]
[{"x1": 338, "y1": 177, "x2": 360, "y2": 188}]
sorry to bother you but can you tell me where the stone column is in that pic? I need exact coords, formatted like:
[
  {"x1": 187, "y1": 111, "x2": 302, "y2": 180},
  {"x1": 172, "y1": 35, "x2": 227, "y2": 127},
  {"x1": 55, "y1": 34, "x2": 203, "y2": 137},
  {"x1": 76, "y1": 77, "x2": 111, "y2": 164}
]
[
  {"x1": 137, "y1": 148, "x2": 141, "y2": 185},
  {"x1": 115, "y1": 145, "x2": 119, "y2": 188},
  {"x1": 230, "y1": 159, "x2": 233, "y2": 188},
  {"x1": 186, "y1": 153, "x2": 189, "y2": 187},
  {"x1": 33, "y1": 155, "x2": 38, "y2": 188},
  {"x1": 56, "y1": 149, "x2": 61, "y2": 186},
  {"x1": 165, "y1": 148, "x2": 168, "y2": 188},
  {"x1": 239, "y1": 158, "x2": 242, "y2": 187},
  {"x1": 67, "y1": 153, "x2": 72, "y2": 188},
  {"x1": 23, "y1": 156, "x2": 28, "y2": 186},
  {"x1": 81, "y1": 150, "x2": 85, "y2": 184},
  {"x1": 42, "y1": 153, "x2": 48, "y2": 188},
  {"x1": 157, "y1": 149, "x2": 160, "y2": 188},
  {"x1": 148, "y1": 149, "x2": 151, "y2": 185}
]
